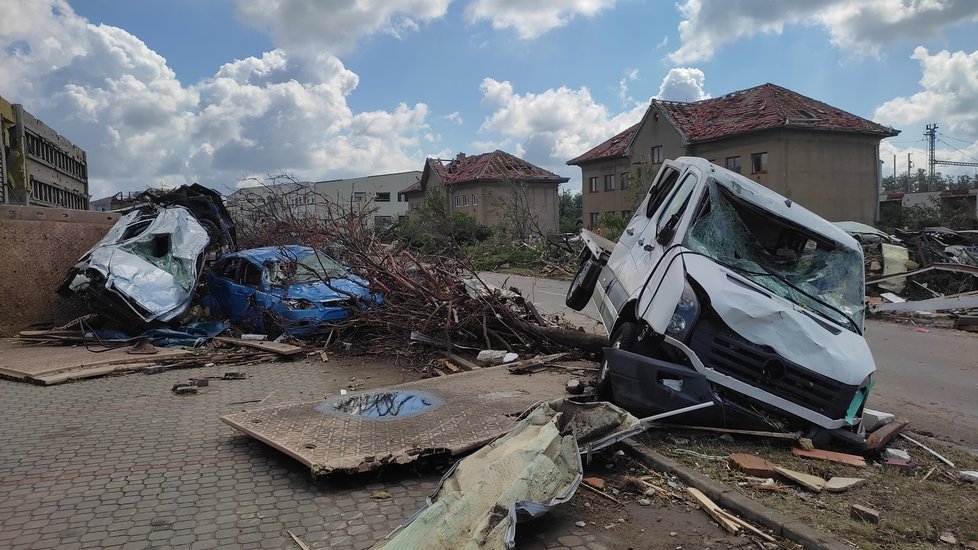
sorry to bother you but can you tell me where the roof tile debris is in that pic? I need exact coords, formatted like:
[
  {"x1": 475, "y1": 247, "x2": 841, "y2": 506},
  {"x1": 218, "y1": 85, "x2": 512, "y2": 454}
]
[{"x1": 569, "y1": 83, "x2": 898, "y2": 164}]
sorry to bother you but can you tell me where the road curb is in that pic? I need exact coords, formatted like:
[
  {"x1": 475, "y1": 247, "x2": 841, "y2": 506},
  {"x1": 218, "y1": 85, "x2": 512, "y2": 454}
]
[{"x1": 620, "y1": 439, "x2": 850, "y2": 550}]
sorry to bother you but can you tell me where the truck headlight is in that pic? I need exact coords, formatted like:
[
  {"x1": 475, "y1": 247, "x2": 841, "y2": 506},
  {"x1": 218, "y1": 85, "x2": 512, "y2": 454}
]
[
  {"x1": 665, "y1": 281, "x2": 700, "y2": 341},
  {"x1": 283, "y1": 298, "x2": 317, "y2": 310}
]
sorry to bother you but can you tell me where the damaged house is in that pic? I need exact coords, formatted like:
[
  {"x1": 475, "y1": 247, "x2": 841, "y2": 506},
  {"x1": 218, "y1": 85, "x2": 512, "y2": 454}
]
[
  {"x1": 568, "y1": 83, "x2": 899, "y2": 227},
  {"x1": 401, "y1": 150, "x2": 568, "y2": 237}
]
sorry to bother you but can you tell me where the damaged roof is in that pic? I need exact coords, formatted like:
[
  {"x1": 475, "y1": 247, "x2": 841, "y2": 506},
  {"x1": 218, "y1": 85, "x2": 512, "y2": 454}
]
[
  {"x1": 568, "y1": 83, "x2": 899, "y2": 164},
  {"x1": 566, "y1": 123, "x2": 640, "y2": 165},
  {"x1": 403, "y1": 150, "x2": 568, "y2": 195}
]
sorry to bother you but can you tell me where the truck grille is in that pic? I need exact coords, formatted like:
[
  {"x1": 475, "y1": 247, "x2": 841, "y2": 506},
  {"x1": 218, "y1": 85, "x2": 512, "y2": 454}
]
[{"x1": 688, "y1": 317, "x2": 856, "y2": 420}]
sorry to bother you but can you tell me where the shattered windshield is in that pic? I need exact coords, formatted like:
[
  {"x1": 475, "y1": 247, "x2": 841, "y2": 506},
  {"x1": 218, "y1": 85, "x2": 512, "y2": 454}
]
[
  {"x1": 267, "y1": 250, "x2": 347, "y2": 286},
  {"x1": 686, "y1": 179, "x2": 865, "y2": 332}
]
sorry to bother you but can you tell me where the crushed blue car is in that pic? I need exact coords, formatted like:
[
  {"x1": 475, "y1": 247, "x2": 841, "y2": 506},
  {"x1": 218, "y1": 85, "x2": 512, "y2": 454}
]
[{"x1": 205, "y1": 245, "x2": 380, "y2": 337}]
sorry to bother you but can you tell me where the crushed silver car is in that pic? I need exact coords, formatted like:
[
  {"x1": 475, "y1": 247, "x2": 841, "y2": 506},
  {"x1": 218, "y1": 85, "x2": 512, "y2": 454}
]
[{"x1": 58, "y1": 184, "x2": 236, "y2": 325}]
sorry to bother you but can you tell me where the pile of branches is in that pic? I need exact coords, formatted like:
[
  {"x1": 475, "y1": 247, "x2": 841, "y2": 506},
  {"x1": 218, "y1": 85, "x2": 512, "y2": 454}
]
[{"x1": 230, "y1": 177, "x2": 598, "y2": 356}]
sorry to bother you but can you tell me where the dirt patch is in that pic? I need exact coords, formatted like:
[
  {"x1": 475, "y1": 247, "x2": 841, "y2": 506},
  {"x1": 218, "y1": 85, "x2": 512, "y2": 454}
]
[{"x1": 637, "y1": 429, "x2": 978, "y2": 549}]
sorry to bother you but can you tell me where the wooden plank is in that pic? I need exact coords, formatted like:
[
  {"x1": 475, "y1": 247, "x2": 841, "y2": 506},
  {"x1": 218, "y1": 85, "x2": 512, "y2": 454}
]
[
  {"x1": 865, "y1": 417, "x2": 910, "y2": 450},
  {"x1": 899, "y1": 433, "x2": 955, "y2": 467},
  {"x1": 774, "y1": 467, "x2": 826, "y2": 492},
  {"x1": 214, "y1": 336, "x2": 303, "y2": 356},
  {"x1": 713, "y1": 508, "x2": 776, "y2": 543},
  {"x1": 506, "y1": 353, "x2": 568, "y2": 373},
  {"x1": 686, "y1": 487, "x2": 739, "y2": 534},
  {"x1": 791, "y1": 447, "x2": 867, "y2": 467},
  {"x1": 443, "y1": 353, "x2": 481, "y2": 371}
]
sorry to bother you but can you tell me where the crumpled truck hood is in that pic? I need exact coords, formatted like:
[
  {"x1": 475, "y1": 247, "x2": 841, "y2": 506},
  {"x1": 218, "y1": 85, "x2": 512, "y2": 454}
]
[{"x1": 684, "y1": 253, "x2": 876, "y2": 387}]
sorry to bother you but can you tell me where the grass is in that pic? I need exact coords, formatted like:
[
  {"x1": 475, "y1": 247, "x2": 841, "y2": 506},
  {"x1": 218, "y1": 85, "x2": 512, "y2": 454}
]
[{"x1": 636, "y1": 430, "x2": 978, "y2": 549}]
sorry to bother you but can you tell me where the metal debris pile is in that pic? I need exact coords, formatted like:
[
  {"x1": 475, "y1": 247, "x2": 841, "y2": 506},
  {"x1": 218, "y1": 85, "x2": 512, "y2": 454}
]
[{"x1": 837, "y1": 222, "x2": 978, "y2": 317}]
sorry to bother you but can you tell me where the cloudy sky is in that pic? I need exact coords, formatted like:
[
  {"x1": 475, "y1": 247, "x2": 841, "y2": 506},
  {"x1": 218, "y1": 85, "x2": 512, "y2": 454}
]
[{"x1": 2, "y1": 0, "x2": 977, "y2": 199}]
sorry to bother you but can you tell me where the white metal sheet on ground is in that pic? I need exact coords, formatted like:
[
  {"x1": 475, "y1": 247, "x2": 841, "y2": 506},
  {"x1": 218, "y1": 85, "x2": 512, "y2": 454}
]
[{"x1": 220, "y1": 366, "x2": 570, "y2": 476}]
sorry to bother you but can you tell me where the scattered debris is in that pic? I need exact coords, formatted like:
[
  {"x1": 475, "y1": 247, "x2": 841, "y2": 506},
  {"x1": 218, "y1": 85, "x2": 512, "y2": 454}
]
[
  {"x1": 728, "y1": 453, "x2": 778, "y2": 478},
  {"x1": 850, "y1": 504, "x2": 881, "y2": 524},
  {"x1": 223, "y1": 371, "x2": 247, "y2": 380},
  {"x1": 884, "y1": 448, "x2": 911, "y2": 461},
  {"x1": 287, "y1": 529, "x2": 311, "y2": 550},
  {"x1": 791, "y1": 447, "x2": 867, "y2": 467},
  {"x1": 861, "y1": 408, "x2": 894, "y2": 432},
  {"x1": 774, "y1": 467, "x2": 826, "y2": 492},
  {"x1": 865, "y1": 417, "x2": 910, "y2": 450},
  {"x1": 582, "y1": 476, "x2": 605, "y2": 490},
  {"x1": 686, "y1": 487, "x2": 775, "y2": 542},
  {"x1": 373, "y1": 399, "x2": 644, "y2": 549},
  {"x1": 883, "y1": 458, "x2": 913, "y2": 474},
  {"x1": 899, "y1": 433, "x2": 955, "y2": 467},
  {"x1": 213, "y1": 336, "x2": 303, "y2": 357},
  {"x1": 940, "y1": 533, "x2": 958, "y2": 545},
  {"x1": 476, "y1": 349, "x2": 508, "y2": 365},
  {"x1": 565, "y1": 378, "x2": 584, "y2": 394},
  {"x1": 824, "y1": 477, "x2": 866, "y2": 492},
  {"x1": 960, "y1": 470, "x2": 978, "y2": 483}
]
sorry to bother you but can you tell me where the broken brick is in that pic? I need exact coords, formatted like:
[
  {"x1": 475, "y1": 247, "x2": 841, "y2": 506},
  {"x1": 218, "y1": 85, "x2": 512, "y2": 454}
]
[
  {"x1": 729, "y1": 453, "x2": 778, "y2": 478},
  {"x1": 850, "y1": 504, "x2": 880, "y2": 524},
  {"x1": 583, "y1": 477, "x2": 605, "y2": 490},
  {"x1": 883, "y1": 457, "x2": 913, "y2": 474}
]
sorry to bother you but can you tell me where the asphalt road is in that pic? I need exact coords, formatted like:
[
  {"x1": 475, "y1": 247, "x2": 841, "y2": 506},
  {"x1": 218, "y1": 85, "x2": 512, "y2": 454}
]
[{"x1": 482, "y1": 271, "x2": 978, "y2": 449}]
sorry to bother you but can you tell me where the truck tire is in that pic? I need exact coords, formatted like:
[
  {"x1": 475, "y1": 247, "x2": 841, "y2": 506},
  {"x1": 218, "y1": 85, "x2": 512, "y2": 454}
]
[
  {"x1": 594, "y1": 322, "x2": 639, "y2": 400},
  {"x1": 566, "y1": 253, "x2": 601, "y2": 311}
]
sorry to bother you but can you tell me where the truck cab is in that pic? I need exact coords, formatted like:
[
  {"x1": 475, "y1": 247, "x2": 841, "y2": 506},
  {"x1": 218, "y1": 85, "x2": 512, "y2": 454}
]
[{"x1": 568, "y1": 157, "x2": 874, "y2": 445}]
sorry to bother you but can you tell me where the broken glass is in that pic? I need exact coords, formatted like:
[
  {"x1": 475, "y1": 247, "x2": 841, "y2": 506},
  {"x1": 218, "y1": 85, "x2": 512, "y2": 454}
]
[{"x1": 686, "y1": 179, "x2": 865, "y2": 331}]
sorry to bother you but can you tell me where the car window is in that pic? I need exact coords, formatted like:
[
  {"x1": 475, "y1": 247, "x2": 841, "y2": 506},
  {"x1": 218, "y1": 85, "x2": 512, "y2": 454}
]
[
  {"x1": 645, "y1": 167, "x2": 680, "y2": 218},
  {"x1": 657, "y1": 173, "x2": 699, "y2": 230},
  {"x1": 216, "y1": 258, "x2": 238, "y2": 280},
  {"x1": 239, "y1": 260, "x2": 263, "y2": 288}
]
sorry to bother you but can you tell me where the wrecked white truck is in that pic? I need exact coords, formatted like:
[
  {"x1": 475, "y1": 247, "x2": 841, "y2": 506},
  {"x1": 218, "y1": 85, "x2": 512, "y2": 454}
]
[{"x1": 568, "y1": 157, "x2": 874, "y2": 446}]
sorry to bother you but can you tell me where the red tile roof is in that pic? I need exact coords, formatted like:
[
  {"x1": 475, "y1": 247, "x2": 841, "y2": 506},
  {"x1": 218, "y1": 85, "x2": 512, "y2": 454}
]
[
  {"x1": 567, "y1": 123, "x2": 639, "y2": 165},
  {"x1": 567, "y1": 83, "x2": 899, "y2": 164},
  {"x1": 404, "y1": 150, "x2": 567, "y2": 194},
  {"x1": 661, "y1": 83, "x2": 898, "y2": 143}
]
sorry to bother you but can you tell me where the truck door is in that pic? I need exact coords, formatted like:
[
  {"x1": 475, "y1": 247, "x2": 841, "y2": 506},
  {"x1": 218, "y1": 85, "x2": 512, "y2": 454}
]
[
  {"x1": 611, "y1": 163, "x2": 682, "y2": 294},
  {"x1": 633, "y1": 168, "x2": 702, "y2": 334}
]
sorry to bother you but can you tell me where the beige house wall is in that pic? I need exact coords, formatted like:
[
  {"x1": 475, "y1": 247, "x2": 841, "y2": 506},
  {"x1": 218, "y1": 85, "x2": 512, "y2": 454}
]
[
  {"x1": 578, "y1": 115, "x2": 883, "y2": 227},
  {"x1": 692, "y1": 129, "x2": 881, "y2": 224}
]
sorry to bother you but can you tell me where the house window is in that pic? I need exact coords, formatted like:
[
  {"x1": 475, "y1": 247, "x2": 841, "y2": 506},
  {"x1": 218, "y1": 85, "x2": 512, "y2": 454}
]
[
  {"x1": 604, "y1": 174, "x2": 615, "y2": 191},
  {"x1": 589, "y1": 212, "x2": 599, "y2": 228},
  {"x1": 471, "y1": 193, "x2": 478, "y2": 205},
  {"x1": 455, "y1": 195, "x2": 462, "y2": 207},
  {"x1": 375, "y1": 192, "x2": 391, "y2": 202},
  {"x1": 374, "y1": 215, "x2": 393, "y2": 226},
  {"x1": 462, "y1": 194, "x2": 469, "y2": 206},
  {"x1": 620, "y1": 173, "x2": 629, "y2": 190},
  {"x1": 751, "y1": 152, "x2": 768, "y2": 174},
  {"x1": 589, "y1": 176, "x2": 598, "y2": 193},
  {"x1": 725, "y1": 156, "x2": 741, "y2": 174},
  {"x1": 353, "y1": 191, "x2": 367, "y2": 202},
  {"x1": 651, "y1": 146, "x2": 663, "y2": 164}
]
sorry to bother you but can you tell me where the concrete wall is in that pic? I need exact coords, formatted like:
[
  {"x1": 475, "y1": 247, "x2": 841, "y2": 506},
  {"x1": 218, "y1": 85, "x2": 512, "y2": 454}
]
[{"x1": 0, "y1": 206, "x2": 118, "y2": 336}]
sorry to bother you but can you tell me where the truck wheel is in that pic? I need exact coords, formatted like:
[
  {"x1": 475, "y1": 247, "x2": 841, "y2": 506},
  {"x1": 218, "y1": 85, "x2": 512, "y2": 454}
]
[
  {"x1": 594, "y1": 322, "x2": 639, "y2": 400},
  {"x1": 566, "y1": 254, "x2": 601, "y2": 311}
]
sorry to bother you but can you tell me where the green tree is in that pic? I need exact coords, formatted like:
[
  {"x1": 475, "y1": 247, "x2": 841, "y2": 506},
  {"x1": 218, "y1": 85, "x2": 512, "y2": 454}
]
[{"x1": 558, "y1": 189, "x2": 582, "y2": 233}]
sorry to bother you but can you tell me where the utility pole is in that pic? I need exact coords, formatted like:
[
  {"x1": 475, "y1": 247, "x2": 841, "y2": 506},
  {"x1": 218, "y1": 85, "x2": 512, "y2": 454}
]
[
  {"x1": 907, "y1": 153, "x2": 913, "y2": 193},
  {"x1": 925, "y1": 123, "x2": 937, "y2": 191},
  {"x1": 892, "y1": 154, "x2": 896, "y2": 180}
]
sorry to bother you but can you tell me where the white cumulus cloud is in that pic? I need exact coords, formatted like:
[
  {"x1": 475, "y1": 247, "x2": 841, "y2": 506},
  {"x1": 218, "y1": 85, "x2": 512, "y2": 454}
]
[
  {"x1": 466, "y1": 0, "x2": 616, "y2": 40},
  {"x1": 669, "y1": 0, "x2": 978, "y2": 63},
  {"x1": 0, "y1": 1, "x2": 434, "y2": 198},
  {"x1": 233, "y1": 0, "x2": 452, "y2": 55},
  {"x1": 656, "y1": 67, "x2": 709, "y2": 102}
]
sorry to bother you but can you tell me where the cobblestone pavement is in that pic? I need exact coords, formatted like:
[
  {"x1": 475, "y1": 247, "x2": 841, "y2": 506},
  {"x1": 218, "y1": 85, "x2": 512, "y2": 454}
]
[{"x1": 0, "y1": 357, "x2": 725, "y2": 550}]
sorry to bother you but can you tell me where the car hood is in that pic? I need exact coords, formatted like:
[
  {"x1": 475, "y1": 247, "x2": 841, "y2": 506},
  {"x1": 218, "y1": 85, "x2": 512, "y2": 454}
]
[
  {"x1": 267, "y1": 275, "x2": 371, "y2": 303},
  {"x1": 684, "y1": 254, "x2": 876, "y2": 386}
]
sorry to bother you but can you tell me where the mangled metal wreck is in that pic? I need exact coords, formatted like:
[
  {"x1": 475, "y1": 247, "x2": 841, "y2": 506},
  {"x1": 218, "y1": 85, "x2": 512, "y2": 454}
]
[
  {"x1": 568, "y1": 157, "x2": 875, "y2": 446},
  {"x1": 58, "y1": 184, "x2": 236, "y2": 325}
]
